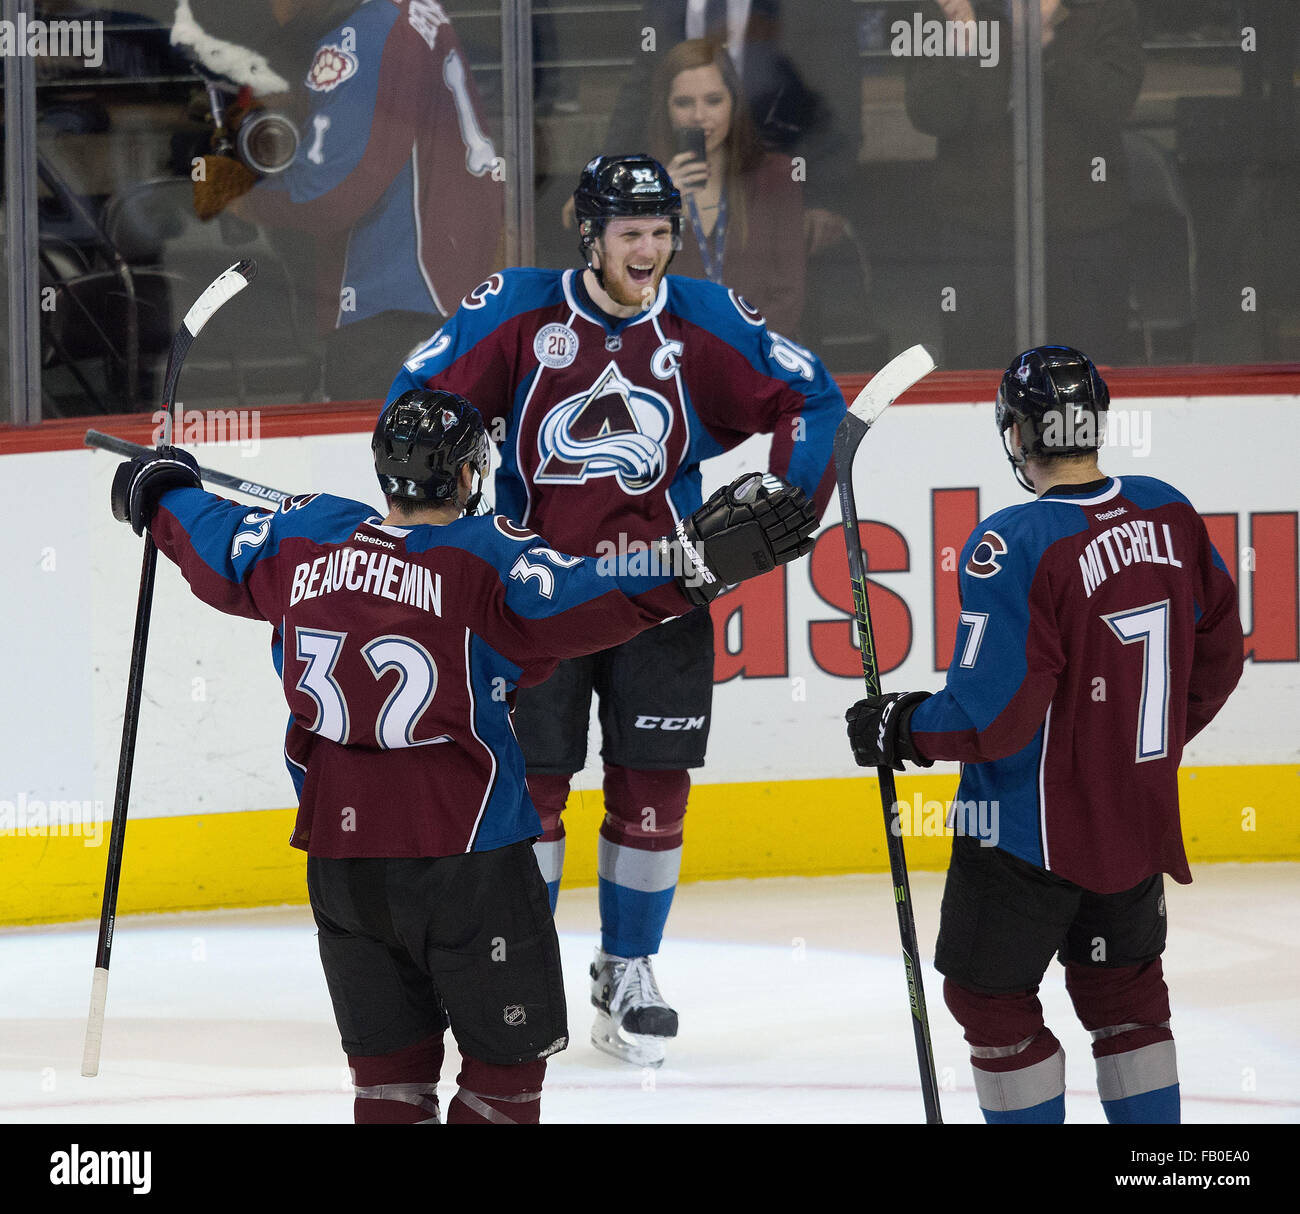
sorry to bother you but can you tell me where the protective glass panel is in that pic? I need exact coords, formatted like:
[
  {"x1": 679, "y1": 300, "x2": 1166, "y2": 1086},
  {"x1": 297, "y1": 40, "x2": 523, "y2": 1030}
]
[
  {"x1": 1116, "y1": 0, "x2": 1300, "y2": 365},
  {"x1": 33, "y1": 0, "x2": 506, "y2": 418},
  {"x1": 531, "y1": 0, "x2": 882, "y2": 369}
]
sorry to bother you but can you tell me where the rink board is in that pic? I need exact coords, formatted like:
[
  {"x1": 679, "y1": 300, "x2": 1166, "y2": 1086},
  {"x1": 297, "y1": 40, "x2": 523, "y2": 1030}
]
[
  {"x1": 1, "y1": 380, "x2": 1298, "y2": 925},
  {"x1": 2, "y1": 765, "x2": 1296, "y2": 927}
]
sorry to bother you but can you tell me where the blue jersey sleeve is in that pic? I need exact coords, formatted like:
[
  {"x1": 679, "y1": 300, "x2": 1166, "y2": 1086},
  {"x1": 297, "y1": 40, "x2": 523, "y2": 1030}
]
[
  {"x1": 670, "y1": 278, "x2": 846, "y2": 514},
  {"x1": 910, "y1": 513, "x2": 1064, "y2": 762}
]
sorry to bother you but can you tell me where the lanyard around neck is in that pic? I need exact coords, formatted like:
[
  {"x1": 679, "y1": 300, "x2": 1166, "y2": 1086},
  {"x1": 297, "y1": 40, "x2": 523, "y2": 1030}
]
[{"x1": 685, "y1": 187, "x2": 728, "y2": 284}]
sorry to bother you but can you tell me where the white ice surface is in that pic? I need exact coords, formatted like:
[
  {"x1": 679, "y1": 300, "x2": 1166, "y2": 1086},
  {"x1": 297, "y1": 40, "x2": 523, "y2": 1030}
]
[{"x1": 2, "y1": 866, "x2": 1296, "y2": 1124}]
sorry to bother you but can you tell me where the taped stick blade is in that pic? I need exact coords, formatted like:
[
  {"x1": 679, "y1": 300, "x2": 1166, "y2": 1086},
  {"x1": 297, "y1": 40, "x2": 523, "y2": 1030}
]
[
  {"x1": 847, "y1": 344, "x2": 936, "y2": 429},
  {"x1": 181, "y1": 259, "x2": 258, "y2": 339}
]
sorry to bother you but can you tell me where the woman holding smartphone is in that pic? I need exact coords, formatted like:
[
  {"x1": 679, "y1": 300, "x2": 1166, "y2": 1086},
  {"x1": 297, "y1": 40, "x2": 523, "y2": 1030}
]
[{"x1": 647, "y1": 38, "x2": 806, "y2": 336}]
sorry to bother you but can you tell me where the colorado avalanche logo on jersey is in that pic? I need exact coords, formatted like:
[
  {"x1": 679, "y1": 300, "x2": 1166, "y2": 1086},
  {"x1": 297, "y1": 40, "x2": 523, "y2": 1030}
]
[{"x1": 535, "y1": 362, "x2": 673, "y2": 494}]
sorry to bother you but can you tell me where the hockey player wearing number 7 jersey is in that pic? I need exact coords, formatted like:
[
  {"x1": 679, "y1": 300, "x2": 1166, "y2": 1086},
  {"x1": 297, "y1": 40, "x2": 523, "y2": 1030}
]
[
  {"x1": 846, "y1": 346, "x2": 1244, "y2": 1125},
  {"x1": 110, "y1": 389, "x2": 817, "y2": 1124}
]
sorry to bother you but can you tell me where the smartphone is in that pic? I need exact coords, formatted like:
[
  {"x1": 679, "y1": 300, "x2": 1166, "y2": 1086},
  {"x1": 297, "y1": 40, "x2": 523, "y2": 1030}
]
[{"x1": 674, "y1": 126, "x2": 707, "y2": 164}]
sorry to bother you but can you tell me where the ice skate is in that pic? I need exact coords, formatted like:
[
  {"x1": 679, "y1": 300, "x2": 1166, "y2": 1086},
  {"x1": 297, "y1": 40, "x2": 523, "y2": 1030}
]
[{"x1": 589, "y1": 949, "x2": 678, "y2": 1068}]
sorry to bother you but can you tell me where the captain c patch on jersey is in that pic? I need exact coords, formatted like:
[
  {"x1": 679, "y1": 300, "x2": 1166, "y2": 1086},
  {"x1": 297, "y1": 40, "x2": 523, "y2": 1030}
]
[
  {"x1": 966, "y1": 530, "x2": 1008, "y2": 578},
  {"x1": 534, "y1": 362, "x2": 674, "y2": 493}
]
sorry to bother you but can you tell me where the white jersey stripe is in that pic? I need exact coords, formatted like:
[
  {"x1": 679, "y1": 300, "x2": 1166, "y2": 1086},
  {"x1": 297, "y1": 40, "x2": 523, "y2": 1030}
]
[{"x1": 462, "y1": 627, "x2": 496, "y2": 852}]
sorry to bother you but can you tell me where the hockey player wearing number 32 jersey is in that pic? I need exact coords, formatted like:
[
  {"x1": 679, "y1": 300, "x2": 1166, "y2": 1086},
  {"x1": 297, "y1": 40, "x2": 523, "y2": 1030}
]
[
  {"x1": 110, "y1": 389, "x2": 817, "y2": 1123},
  {"x1": 385, "y1": 154, "x2": 846, "y2": 1066},
  {"x1": 846, "y1": 347, "x2": 1244, "y2": 1124}
]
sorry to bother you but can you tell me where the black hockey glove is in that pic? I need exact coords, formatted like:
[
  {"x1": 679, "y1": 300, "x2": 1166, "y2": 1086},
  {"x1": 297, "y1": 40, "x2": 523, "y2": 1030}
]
[
  {"x1": 845, "y1": 691, "x2": 934, "y2": 771},
  {"x1": 666, "y1": 472, "x2": 817, "y2": 607},
  {"x1": 111, "y1": 446, "x2": 203, "y2": 536}
]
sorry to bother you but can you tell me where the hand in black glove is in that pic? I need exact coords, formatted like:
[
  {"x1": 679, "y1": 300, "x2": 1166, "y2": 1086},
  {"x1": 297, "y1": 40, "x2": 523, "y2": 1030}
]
[
  {"x1": 845, "y1": 691, "x2": 934, "y2": 771},
  {"x1": 111, "y1": 446, "x2": 203, "y2": 536},
  {"x1": 665, "y1": 472, "x2": 817, "y2": 607}
]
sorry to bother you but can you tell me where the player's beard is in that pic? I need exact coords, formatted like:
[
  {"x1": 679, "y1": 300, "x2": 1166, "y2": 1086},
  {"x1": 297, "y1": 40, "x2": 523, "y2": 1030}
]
[{"x1": 599, "y1": 253, "x2": 667, "y2": 312}]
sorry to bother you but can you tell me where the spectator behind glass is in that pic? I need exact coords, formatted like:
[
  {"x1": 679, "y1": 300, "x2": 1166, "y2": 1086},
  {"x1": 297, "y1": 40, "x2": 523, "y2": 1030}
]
[
  {"x1": 177, "y1": 0, "x2": 504, "y2": 402},
  {"x1": 904, "y1": 0, "x2": 1144, "y2": 368},
  {"x1": 648, "y1": 38, "x2": 805, "y2": 335},
  {"x1": 562, "y1": 0, "x2": 856, "y2": 259}
]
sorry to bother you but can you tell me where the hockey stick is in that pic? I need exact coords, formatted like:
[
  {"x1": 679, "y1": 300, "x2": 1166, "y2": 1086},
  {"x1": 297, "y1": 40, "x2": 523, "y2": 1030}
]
[
  {"x1": 82, "y1": 260, "x2": 257, "y2": 1078},
  {"x1": 84, "y1": 429, "x2": 291, "y2": 507},
  {"x1": 832, "y1": 343, "x2": 944, "y2": 1124}
]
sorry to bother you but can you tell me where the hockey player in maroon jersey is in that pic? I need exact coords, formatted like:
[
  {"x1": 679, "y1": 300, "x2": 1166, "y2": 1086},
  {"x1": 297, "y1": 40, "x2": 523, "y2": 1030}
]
[
  {"x1": 109, "y1": 389, "x2": 816, "y2": 1123},
  {"x1": 385, "y1": 154, "x2": 846, "y2": 1065},
  {"x1": 845, "y1": 346, "x2": 1244, "y2": 1124}
]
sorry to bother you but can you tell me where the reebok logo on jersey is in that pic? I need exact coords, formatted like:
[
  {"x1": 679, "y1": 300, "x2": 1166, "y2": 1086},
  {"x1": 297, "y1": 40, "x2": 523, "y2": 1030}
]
[
  {"x1": 354, "y1": 532, "x2": 396, "y2": 549},
  {"x1": 966, "y1": 530, "x2": 1007, "y2": 578},
  {"x1": 1095, "y1": 506, "x2": 1128, "y2": 520}
]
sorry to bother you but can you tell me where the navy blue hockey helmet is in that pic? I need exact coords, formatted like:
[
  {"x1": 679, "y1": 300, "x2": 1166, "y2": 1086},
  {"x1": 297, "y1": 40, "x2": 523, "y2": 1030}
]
[
  {"x1": 573, "y1": 154, "x2": 682, "y2": 272},
  {"x1": 373, "y1": 389, "x2": 490, "y2": 512},
  {"x1": 996, "y1": 346, "x2": 1109, "y2": 491}
]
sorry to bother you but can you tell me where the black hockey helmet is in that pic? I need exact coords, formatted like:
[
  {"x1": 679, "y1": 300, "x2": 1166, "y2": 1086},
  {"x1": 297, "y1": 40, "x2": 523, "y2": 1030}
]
[
  {"x1": 373, "y1": 389, "x2": 490, "y2": 513},
  {"x1": 995, "y1": 346, "x2": 1109, "y2": 492},
  {"x1": 573, "y1": 153, "x2": 681, "y2": 272}
]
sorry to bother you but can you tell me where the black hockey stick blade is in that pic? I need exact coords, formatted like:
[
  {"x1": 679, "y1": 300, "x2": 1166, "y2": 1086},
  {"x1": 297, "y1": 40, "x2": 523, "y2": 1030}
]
[{"x1": 85, "y1": 429, "x2": 292, "y2": 507}]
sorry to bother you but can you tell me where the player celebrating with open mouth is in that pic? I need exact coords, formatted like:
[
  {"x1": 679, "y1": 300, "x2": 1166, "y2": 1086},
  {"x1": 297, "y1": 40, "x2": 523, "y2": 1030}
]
[{"x1": 385, "y1": 154, "x2": 846, "y2": 1067}]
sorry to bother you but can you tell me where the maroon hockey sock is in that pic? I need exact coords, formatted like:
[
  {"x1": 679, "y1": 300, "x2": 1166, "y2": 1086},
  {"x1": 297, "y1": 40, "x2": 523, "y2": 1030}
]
[
  {"x1": 600, "y1": 765, "x2": 689, "y2": 848},
  {"x1": 1065, "y1": 958, "x2": 1173, "y2": 1046},
  {"x1": 527, "y1": 772, "x2": 572, "y2": 838},
  {"x1": 447, "y1": 1057, "x2": 547, "y2": 1125},
  {"x1": 944, "y1": 978, "x2": 1066, "y2": 1116},
  {"x1": 349, "y1": 1033, "x2": 445, "y2": 1124}
]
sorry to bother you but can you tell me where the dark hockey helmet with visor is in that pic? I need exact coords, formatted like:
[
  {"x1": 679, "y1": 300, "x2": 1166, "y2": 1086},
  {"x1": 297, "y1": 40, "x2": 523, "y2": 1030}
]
[
  {"x1": 373, "y1": 389, "x2": 490, "y2": 513},
  {"x1": 996, "y1": 346, "x2": 1109, "y2": 492},
  {"x1": 574, "y1": 153, "x2": 682, "y2": 274}
]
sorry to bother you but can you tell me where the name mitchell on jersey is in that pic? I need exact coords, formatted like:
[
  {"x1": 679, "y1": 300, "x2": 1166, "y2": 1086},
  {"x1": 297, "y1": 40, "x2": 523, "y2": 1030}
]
[{"x1": 1079, "y1": 512, "x2": 1182, "y2": 598}]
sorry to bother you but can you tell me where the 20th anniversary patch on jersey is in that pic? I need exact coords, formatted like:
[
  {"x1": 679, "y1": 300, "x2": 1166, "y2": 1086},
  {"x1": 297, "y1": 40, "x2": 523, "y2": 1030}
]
[{"x1": 534, "y1": 323, "x2": 578, "y2": 369}]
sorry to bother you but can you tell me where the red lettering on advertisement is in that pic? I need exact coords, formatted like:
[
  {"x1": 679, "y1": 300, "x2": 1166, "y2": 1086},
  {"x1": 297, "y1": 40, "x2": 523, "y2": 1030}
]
[
  {"x1": 1203, "y1": 511, "x2": 1299, "y2": 662},
  {"x1": 711, "y1": 567, "x2": 789, "y2": 680},
  {"x1": 807, "y1": 523, "x2": 912, "y2": 677},
  {"x1": 931, "y1": 487, "x2": 981, "y2": 671}
]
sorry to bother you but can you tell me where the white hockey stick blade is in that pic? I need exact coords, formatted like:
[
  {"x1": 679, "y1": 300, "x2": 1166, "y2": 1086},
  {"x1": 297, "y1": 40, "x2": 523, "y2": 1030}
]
[
  {"x1": 81, "y1": 966, "x2": 109, "y2": 1077},
  {"x1": 182, "y1": 258, "x2": 257, "y2": 339},
  {"x1": 847, "y1": 344, "x2": 936, "y2": 429}
]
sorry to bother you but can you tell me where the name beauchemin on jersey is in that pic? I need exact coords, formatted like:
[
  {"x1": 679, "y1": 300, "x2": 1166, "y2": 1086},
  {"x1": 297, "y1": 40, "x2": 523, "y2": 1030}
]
[
  {"x1": 1079, "y1": 520, "x2": 1182, "y2": 598},
  {"x1": 289, "y1": 547, "x2": 443, "y2": 614}
]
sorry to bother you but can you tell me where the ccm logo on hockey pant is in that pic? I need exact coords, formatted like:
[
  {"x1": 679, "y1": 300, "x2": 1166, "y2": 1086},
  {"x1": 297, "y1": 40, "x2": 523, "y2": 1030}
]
[{"x1": 634, "y1": 715, "x2": 706, "y2": 731}]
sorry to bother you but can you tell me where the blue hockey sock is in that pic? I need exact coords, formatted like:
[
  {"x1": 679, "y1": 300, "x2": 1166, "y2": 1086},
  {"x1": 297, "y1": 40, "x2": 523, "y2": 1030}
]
[
  {"x1": 1102, "y1": 1083, "x2": 1180, "y2": 1124},
  {"x1": 531, "y1": 836, "x2": 564, "y2": 915},
  {"x1": 596, "y1": 836, "x2": 681, "y2": 958},
  {"x1": 982, "y1": 1093, "x2": 1066, "y2": 1124}
]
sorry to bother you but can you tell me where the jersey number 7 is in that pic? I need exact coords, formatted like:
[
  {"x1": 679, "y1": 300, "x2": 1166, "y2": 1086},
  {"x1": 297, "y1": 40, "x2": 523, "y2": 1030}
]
[{"x1": 1102, "y1": 599, "x2": 1172, "y2": 763}]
